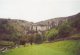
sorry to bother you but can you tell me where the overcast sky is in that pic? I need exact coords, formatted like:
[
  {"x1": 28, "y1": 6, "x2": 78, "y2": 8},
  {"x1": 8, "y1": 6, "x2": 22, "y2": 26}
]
[{"x1": 0, "y1": 0, "x2": 80, "y2": 22}]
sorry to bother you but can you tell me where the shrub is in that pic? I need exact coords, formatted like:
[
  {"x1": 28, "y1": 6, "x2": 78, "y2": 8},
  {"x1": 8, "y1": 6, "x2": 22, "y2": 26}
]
[{"x1": 45, "y1": 28, "x2": 59, "y2": 41}]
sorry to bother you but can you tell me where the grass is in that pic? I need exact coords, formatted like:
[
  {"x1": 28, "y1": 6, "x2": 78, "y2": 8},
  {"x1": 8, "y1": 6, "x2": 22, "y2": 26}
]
[
  {"x1": 3, "y1": 40, "x2": 80, "y2": 55},
  {"x1": 0, "y1": 41, "x2": 14, "y2": 46},
  {"x1": 70, "y1": 34, "x2": 80, "y2": 38}
]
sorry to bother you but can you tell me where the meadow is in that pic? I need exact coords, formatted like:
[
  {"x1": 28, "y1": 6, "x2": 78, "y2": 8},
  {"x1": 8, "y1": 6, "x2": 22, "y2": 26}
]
[{"x1": 4, "y1": 40, "x2": 80, "y2": 55}]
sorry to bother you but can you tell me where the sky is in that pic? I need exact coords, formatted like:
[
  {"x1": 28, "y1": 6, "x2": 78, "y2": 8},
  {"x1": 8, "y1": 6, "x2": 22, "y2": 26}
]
[{"x1": 0, "y1": 0, "x2": 80, "y2": 22}]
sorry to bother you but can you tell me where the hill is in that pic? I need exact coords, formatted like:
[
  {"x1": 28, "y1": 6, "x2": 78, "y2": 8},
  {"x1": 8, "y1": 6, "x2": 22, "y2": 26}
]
[
  {"x1": 0, "y1": 12, "x2": 79, "y2": 42},
  {"x1": 0, "y1": 13, "x2": 80, "y2": 55},
  {"x1": 0, "y1": 18, "x2": 33, "y2": 41},
  {"x1": 35, "y1": 13, "x2": 80, "y2": 26}
]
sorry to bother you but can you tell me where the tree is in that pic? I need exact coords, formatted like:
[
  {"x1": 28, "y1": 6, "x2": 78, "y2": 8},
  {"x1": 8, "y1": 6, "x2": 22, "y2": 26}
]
[
  {"x1": 70, "y1": 17, "x2": 80, "y2": 32},
  {"x1": 19, "y1": 35, "x2": 27, "y2": 46},
  {"x1": 45, "y1": 28, "x2": 59, "y2": 41},
  {"x1": 58, "y1": 21, "x2": 73, "y2": 38},
  {"x1": 34, "y1": 33, "x2": 43, "y2": 44},
  {"x1": 27, "y1": 34, "x2": 34, "y2": 45}
]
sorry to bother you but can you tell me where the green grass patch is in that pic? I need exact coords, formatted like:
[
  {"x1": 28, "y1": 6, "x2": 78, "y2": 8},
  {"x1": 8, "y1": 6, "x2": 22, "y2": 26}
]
[
  {"x1": 4, "y1": 40, "x2": 80, "y2": 55},
  {"x1": 0, "y1": 41, "x2": 15, "y2": 46},
  {"x1": 70, "y1": 34, "x2": 80, "y2": 38}
]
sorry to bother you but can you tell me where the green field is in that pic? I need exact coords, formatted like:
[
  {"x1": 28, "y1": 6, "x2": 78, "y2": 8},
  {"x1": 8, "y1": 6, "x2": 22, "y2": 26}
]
[{"x1": 4, "y1": 40, "x2": 80, "y2": 55}]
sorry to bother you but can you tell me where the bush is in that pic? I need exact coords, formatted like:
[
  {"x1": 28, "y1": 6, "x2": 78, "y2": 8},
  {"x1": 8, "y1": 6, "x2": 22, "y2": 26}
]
[
  {"x1": 58, "y1": 21, "x2": 73, "y2": 38},
  {"x1": 34, "y1": 33, "x2": 43, "y2": 44},
  {"x1": 45, "y1": 28, "x2": 59, "y2": 41}
]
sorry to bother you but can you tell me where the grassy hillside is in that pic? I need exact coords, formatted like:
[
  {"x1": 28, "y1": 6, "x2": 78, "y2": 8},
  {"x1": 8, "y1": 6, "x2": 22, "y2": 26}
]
[{"x1": 4, "y1": 40, "x2": 80, "y2": 55}]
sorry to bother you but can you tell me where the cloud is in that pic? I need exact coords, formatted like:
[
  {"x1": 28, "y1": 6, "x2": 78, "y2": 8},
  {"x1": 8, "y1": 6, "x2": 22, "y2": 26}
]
[{"x1": 0, "y1": 0, "x2": 80, "y2": 22}]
